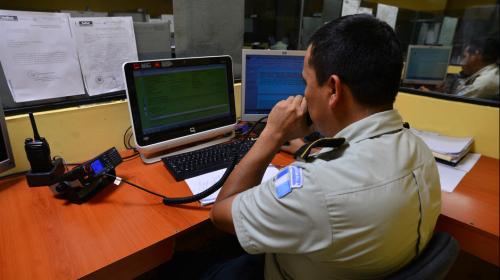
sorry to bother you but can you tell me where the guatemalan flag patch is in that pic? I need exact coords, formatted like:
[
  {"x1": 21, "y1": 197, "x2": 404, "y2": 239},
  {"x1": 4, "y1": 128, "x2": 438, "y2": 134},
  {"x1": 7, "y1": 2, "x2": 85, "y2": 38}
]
[{"x1": 274, "y1": 165, "x2": 303, "y2": 199}]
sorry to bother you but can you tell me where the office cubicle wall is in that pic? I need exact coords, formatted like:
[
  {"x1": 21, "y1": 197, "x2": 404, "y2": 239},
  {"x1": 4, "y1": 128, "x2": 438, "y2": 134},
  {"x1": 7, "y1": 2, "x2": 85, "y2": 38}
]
[
  {"x1": 3, "y1": 85, "x2": 498, "y2": 175},
  {"x1": 173, "y1": 0, "x2": 244, "y2": 78}
]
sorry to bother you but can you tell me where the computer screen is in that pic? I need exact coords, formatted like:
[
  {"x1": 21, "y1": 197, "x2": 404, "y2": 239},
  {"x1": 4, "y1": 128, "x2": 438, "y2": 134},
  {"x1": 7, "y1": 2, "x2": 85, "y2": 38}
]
[
  {"x1": 241, "y1": 49, "x2": 306, "y2": 121},
  {"x1": 0, "y1": 99, "x2": 15, "y2": 174},
  {"x1": 123, "y1": 56, "x2": 236, "y2": 163},
  {"x1": 403, "y1": 45, "x2": 452, "y2": 85}
]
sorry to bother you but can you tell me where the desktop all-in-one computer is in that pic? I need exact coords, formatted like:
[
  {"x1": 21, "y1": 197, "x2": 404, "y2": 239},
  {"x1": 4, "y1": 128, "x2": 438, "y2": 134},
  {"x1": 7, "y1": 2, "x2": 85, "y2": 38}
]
[{"x1": 123, "y1": 56, "x2": 237, "y2": 163}]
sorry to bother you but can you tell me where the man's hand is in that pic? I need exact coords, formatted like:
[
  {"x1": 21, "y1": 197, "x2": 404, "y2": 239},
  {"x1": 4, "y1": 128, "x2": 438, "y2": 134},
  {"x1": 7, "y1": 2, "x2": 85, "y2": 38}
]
[
  {"x1": 419, "y1": 82, "x2": 446, "y2": 93},
  {"x1": 210, "y1": 95, "x2": 312, "y2": 234},
  {"x1": 264, "y1": 95, "x2": 312, "y2": 144}
]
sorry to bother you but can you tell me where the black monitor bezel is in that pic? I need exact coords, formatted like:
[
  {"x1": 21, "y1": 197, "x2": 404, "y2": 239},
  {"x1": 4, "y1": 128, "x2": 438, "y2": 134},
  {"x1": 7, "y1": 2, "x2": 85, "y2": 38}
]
[
  {"x1": 123, "y1": 56, "x2": 236, "y2": 147},
  {"x1": 0, "y1": 99, "x2": 15, "y2": 174}
]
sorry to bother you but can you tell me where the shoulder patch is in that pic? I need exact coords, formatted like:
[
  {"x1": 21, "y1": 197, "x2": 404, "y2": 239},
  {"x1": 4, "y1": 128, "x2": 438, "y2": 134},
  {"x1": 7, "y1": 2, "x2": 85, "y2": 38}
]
[
  {"x1": 289, "y1": 165, "x2": 303, "y2": 189},
  {"x1": 274, "y1": 166, "x2": 303, "y2": 198}
]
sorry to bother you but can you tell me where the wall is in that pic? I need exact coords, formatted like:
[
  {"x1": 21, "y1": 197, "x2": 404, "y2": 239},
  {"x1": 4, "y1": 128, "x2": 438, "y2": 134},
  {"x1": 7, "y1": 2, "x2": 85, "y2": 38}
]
[
  {"x1": 368, "y1": 0, "x2": 496, "y2": 12},
  {"x1": 2, "y1": 84, "x2": 498, "y2": 176},
  {"x1": 0, "y1": 0, "x2": 173, "y2": 17},
  {"x1": 394, "y1": 92, "x2": 499, "y2": 158},
  {"x1": 366, "y1": 0, "x2": 446, "y2": 11},
  {"x1": 2, "y1": 85, "x2": 241, "y2": 175}
]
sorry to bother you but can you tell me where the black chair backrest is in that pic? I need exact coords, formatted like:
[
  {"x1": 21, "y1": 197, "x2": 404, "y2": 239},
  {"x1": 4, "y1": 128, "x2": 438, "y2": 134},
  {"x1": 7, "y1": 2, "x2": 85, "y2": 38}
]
[{"x1": 385, "y1": 232, "x2": 460, "y2": 280}]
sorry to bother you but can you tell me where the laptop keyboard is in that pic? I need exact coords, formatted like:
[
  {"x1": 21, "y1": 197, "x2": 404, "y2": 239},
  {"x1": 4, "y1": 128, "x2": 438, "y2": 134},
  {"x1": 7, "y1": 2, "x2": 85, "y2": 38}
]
[{"x1": 162, "y1": 139, "x2": 256, "y2": 181}]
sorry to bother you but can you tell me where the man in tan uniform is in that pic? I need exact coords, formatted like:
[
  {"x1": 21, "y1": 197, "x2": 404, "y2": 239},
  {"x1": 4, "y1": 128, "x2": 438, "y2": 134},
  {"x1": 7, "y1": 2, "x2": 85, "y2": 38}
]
[
  {"x1": 454, "y1": 38, "x2": 499, "y2": 100},
  {"x1": 209, "y1": 14, "x2": 441, "y2": 280}
]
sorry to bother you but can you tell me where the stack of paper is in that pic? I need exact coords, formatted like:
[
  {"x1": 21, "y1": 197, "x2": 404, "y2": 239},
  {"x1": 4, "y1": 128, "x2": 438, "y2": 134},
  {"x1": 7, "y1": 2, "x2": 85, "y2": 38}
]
[
  {"x1": 437, "y1": 153, "x2": 481, "y2": 192},
  {"x1": 410, "y1": 129, "x2": 481, "y2": 192},
  {"x1": 411, "y1": 129, "x2": 473, "y2": 165},
  {"x1": 185, "y1": 166, "x2": 279, "y2": 205}
]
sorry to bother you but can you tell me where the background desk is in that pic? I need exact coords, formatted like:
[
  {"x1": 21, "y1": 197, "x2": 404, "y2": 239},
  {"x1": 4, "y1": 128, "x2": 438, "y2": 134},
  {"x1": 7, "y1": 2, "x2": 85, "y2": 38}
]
[{"x1": 0, "y1": 153, "x2": 498, "y2": 279}]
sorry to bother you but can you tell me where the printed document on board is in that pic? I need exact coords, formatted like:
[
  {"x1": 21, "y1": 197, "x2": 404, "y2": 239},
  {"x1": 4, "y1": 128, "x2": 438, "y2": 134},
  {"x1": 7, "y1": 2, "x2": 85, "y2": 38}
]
[
  {"x1": 70, "y1": 17, "x2": 138, "y2": 95},
  {"x1": 0, "y1": 10, "x2": 85, "y2": 102},
  {"x1": 376, "y1": 4, "x2": 398, "y2": 29},
  {"x1": 341, "y1": 0, "x2": 361, "y2": 16}
]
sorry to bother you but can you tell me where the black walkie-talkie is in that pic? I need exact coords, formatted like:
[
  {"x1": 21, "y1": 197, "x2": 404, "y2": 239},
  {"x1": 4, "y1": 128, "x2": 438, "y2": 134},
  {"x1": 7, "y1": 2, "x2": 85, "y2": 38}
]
[{"x1": 25, "y1": 113, "x2": 53, "y2": 172}]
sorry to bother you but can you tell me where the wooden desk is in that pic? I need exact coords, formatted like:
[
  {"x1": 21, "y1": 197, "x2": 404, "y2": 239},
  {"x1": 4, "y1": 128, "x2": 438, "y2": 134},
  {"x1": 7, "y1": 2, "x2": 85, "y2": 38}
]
[
  {"x1": 0, "y1": 157, "x2": 205, "y2": 279},
  {"x1": 0, "y1": 152, "x2": 292, "y2": 280},
  {"x1": 0, "y1": 153, "x2": 497, "y2": 279},
  {"x1": 435, "y1": 156, "x2": 499, "y2": 266}
]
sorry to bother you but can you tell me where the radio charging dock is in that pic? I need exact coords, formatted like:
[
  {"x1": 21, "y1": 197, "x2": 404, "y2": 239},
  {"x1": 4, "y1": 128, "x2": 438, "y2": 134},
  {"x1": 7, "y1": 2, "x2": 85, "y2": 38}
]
[{"x1": 53, "y1": 147, "x2": 123, "y2": 204}]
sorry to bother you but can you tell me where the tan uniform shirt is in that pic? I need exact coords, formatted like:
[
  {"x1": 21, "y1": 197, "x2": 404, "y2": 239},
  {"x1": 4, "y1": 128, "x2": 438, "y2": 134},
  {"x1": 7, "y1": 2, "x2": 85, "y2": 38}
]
[
  {"x1": 232, "y1": 110, "x2": 441, "y2": 280},
  {"x1": 455, "y1": 63, "x2": 499, "y2": 100}
]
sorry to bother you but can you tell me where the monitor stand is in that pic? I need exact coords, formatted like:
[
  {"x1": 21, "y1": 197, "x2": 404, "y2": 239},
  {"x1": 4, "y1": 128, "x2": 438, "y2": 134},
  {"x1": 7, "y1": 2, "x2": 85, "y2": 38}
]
[{"x1": 138, "y1": 131, "x2": 235, "y2": 164}]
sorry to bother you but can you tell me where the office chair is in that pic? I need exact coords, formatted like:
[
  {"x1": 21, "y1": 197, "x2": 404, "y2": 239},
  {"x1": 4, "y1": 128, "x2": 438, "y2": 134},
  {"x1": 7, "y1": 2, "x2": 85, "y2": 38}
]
[{"x1": 385, "y1": 232, "x2": 460, "y2": 280}]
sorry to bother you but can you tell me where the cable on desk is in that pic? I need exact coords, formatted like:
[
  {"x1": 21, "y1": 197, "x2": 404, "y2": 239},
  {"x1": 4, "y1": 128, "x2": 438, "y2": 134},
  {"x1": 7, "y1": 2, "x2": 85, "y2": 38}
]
[
  {"x1": 103, "y1": 116, "x2": 269, "y2": 205},
  {"x1": 161, "y1": 115, "x2": 268, "y2": 205},
  {"x1": 124, "y1": 126, "x2": 132, "y2": 150},
  {"x1": 123, "y1": 126, "x2": 137, "y2": 151},
  {"x1": 122, "y1": 152, "x2": 140, "y2": 161},
  {"x1": 103, "y1": 173, "x2": 167, "y2": 199},
  {"x1": 122, "y1": 126, "x2": 139, "y2": 160}
]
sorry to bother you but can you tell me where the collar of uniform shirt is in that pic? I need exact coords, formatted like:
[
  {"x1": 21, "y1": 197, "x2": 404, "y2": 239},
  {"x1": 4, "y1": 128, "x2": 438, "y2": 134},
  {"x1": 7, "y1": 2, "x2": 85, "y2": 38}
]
[{"x1": 333, "y1": 109, "x2": 405, "y2": 144}]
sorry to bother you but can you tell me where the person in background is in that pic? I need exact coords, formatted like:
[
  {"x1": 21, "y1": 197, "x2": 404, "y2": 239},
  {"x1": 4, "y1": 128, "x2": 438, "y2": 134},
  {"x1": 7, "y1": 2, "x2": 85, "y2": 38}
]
[
  {"x1": 207, "y1": 14, "x2": 441, "y2": 280},
  {"x1": 453, "y1": 37, "x2": 499, "y2": 100}
]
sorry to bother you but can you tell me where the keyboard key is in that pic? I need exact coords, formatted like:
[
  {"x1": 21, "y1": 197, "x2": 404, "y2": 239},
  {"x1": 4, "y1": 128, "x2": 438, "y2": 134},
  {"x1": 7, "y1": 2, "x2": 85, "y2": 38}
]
[{"x1": 162, "y1": 139, "x2": 256, "y2": 181}]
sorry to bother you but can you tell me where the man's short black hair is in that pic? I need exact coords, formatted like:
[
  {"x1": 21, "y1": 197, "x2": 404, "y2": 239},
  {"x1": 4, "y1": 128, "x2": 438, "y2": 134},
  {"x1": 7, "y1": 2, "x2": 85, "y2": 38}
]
[
  {"x1": 308, "y1": 14, "x2": 403, "y2": 107},
  {"x1": 466, "y1": 37, "x2": 499, "y2": 64}
]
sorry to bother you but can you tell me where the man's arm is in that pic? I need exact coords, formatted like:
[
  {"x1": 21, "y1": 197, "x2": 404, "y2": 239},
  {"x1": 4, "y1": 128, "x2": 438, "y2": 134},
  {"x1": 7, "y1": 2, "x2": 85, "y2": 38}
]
[
  {"x1": 209, "y1": 131, "x2": 282, "y2": 233},
  {"x1": 210, "y1": 96, "x2": 311, "y2": 233}
]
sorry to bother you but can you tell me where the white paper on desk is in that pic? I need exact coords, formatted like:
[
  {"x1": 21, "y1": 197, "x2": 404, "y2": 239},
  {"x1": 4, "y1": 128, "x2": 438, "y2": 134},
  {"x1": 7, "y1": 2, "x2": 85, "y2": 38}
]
[
  {"x1": 437, "y1": 163, "x2": 466, "y2": 192},
  {"x1": 454, "y1": 153, "x2": 481, "y2": 173},
  {"x1": 185, "y1": 166, "x2": 279, "y2": 205},
  {"x1": 70, "y1": 17, "x2": 138, "y2": 96},
  {"x1": 0, "y1": 10, "x2": 85, "y2": 102},
  {"x1": 436, "y1": 153, "x2": 480, "y2": 192},
  {"x1": 376, "y1": 4, "x2": 398, "y2": 29}
]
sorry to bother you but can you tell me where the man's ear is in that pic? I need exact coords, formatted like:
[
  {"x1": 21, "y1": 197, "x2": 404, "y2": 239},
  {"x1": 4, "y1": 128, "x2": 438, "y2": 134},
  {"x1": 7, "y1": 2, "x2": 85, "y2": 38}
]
[{"x1": 328, "y1": 75, "x2": 342, "y2": 108}]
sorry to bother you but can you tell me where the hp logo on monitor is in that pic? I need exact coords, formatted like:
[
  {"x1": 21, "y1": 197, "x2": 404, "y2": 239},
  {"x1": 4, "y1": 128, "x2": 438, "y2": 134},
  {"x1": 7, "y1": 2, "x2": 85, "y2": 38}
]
[{"x1": 189, "y1": 127, "x2": 196, "y2": 133}]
